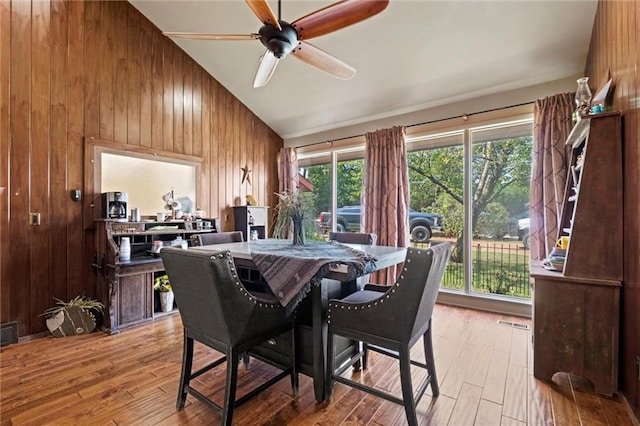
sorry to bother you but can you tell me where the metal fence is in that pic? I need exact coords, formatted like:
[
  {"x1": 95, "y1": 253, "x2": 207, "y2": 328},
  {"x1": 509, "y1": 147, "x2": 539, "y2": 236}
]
[
  {"x1": 320, "y1": 232, "x2": 533, "y2": 300},
  {"x1": 418, "y1": 241, "x2": 531, "y2": 299}
]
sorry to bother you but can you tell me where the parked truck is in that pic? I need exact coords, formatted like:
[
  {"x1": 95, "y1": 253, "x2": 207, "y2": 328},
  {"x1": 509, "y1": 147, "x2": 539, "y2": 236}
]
[{"x1": 316, "y1": 206, "x2": 443, "y2": 243}]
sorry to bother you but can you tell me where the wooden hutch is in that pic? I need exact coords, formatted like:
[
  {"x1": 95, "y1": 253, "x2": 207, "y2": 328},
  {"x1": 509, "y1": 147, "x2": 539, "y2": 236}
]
[
  {"x1": 93, "y1": 219, "x2": 217, "y2": 333},
  {"x1": 531, "y1": 112, "x2": 622, "y2": 395}
]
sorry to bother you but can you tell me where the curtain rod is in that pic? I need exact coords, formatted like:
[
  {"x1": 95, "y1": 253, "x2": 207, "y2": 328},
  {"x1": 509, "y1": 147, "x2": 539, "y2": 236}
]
[{"x1": 296, "y1": 101, "x2": 534, "y2": 149}]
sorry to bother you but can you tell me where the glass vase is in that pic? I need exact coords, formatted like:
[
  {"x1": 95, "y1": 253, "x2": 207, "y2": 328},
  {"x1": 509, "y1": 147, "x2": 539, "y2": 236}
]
[
  {"x1": 575, "y1": 77, "x2": 592, "y2": 115},
  {"x1": 292, "y1": 216, "x2": 305, "y2": 246}
]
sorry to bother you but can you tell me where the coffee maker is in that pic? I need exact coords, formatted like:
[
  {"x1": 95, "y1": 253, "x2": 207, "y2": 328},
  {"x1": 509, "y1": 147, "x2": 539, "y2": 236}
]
[{"x1": 103, "y1": 192, "x2": 128, "y2": 221}]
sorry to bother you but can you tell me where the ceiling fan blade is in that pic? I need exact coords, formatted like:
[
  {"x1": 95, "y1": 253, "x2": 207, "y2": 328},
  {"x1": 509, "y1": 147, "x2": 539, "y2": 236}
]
[
  {"x1": 163, "y1": 32, "x2": 260, "y2": 41},
  {"x1": 291, "y1": 41, "x2": 356, "y2": 80},
  {"x1": 254, "y1": 50, "x2": 279, "y2": 88},
  {"x1": 292, "y1": 0, "x2": 389, "y2": 40},
  {"x1": 245, "y1": 0, "x2": 282, "y2": 30}
]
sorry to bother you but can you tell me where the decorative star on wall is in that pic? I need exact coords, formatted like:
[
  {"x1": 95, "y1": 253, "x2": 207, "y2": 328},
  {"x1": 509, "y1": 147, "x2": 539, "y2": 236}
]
[{"x1": 241, "y1": 163, "x2": 252, "y2": 185}]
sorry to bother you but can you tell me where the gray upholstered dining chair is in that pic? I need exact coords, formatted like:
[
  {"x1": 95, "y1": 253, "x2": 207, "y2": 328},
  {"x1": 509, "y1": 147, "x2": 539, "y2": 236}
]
[
  {"x1": 160, "y1": 247, "x2": 297, "y2": 426},
  {"x1": 326, "y1": 243, "x2": 452, "y2": 426},
  {"x1": 328, "y1": 232, "x2": 377, "y2": 289},
  {"x1": 190, "y1": 230, "x2": 244, "y2": 247},
  {"x1": 328, "y1": 231, "x2": 377, "y2": 246}
]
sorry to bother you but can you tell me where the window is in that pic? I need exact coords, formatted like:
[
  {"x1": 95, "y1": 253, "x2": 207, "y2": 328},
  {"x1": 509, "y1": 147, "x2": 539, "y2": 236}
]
[
  {"x1": 298, "y1": 154, "x2": 331, "y2": 242},
  {"x1": 469, "y1": 123, "x2": 533, "y2": 298},
  {"x1": 296, "y1": 106, "x2": 533, "y2": 313},
  {"x1": 406, "y1": 120, "x2": 533, "y2": 300},
  {"x1": 407, "y1": 131, "x2": 464, "y2": 291}
]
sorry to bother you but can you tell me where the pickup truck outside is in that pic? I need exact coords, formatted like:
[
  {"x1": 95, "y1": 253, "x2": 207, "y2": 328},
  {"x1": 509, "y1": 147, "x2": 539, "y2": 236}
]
[
  {"x1": 317, "y1": 206, "x2": 443, "y2": 243},
  {"x1": 518, "y1": 217, "x2": 530, "y2": 249}
]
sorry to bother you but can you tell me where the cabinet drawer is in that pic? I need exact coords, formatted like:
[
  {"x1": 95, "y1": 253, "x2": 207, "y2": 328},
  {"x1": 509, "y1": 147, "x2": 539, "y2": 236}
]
[{"x1": 251, "y1": 331, "x2": 292, "y2": 367}]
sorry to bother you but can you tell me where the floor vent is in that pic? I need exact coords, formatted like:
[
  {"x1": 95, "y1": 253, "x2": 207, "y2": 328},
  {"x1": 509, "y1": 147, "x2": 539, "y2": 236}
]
[
  {"x1": 1, "y1": 322, "x2": 18, "y2": 347},
  {"x1": 498, "y1": 320, "x2": 530, "y2": 330}
]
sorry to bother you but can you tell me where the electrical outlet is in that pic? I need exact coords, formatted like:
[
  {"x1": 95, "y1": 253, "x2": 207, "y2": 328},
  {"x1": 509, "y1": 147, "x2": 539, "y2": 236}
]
[{"x1": 28, "y1": 213, "x2": 41, "y2": 226}]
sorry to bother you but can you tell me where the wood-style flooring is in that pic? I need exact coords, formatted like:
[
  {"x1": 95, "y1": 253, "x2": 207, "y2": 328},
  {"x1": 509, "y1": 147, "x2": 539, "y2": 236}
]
[{"x1": 1, "y1": 305, "x2": 635, "y2": 425}]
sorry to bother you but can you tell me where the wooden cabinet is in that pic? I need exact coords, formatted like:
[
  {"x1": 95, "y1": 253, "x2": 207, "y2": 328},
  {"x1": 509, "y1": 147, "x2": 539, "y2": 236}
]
[
  {"x1": 117, "y1": 271, "x2": 154, "y2": 326},
  {"x1": 531, "y1": 263, "x2": 620, "y2": 395},
  {"x1": 233, "y1": 206, "x2": 268, "y2": 240},
  {"x1": 532, "y1": 112, "x2": 622, "y2": 395},
  {"x1": 94, "y1": 219, "x2": 217, "y2": 333}
]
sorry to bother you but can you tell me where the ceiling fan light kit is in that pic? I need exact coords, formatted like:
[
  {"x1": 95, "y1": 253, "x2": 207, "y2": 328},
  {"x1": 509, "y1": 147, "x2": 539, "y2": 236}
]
[{"x1": 163, "y1": 0, "x2": 389, "y2": 88}]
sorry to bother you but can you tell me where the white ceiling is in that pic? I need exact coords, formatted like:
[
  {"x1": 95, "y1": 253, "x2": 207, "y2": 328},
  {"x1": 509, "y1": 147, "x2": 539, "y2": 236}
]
[{"x1": 129, "y1": 0, "x2": 598, "y2": 142}]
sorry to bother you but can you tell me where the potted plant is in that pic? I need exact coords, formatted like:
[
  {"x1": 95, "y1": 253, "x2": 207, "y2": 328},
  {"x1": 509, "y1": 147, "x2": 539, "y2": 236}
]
[
  {"x1": 272, "y1": 191, "x2": 311, "y2": 246},
  {"x1": 154, "y1": 274, "x2": 174, "y2": 312},
  {"x1": 42, "y1": 296, "x2": 104, "y2": 337}
]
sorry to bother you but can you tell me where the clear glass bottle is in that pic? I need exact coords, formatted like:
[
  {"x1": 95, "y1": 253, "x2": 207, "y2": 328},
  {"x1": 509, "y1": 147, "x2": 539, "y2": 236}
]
[{"x1": 575, "y1": 77, "x2": 592, "y2": 115}]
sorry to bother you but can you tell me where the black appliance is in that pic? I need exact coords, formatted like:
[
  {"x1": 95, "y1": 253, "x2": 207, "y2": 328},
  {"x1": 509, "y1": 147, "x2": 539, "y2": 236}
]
[{"x1": 103, "y1": 192, "x2": 128, "y2": 220}]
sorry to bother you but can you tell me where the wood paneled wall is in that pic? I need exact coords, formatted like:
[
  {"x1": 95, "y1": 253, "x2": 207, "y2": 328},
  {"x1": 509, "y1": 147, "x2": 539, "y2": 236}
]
[
  {"x1": 585, "y1": 0, "x2": 640, "y2": 419},
  {"x1": 0, "y1": 0, "x2": 282, "y2": 337}
]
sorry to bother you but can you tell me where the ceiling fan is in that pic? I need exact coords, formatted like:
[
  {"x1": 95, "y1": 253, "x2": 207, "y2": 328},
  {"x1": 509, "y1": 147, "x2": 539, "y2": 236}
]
[{"x1": 163, "y1": 0, "x2": 389, "y2": 88}]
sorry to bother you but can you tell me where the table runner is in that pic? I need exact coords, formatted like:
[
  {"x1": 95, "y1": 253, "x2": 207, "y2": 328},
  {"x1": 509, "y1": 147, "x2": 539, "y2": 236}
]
[{"x1": 250, "y1": 240, "x2": 377, "y2": 314}]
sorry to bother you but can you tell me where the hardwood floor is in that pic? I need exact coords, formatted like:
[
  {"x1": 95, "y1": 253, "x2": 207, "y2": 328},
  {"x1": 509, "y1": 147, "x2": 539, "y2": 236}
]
[{"x1": 1, "y1": 305, "x2": 634, "y2": 425}]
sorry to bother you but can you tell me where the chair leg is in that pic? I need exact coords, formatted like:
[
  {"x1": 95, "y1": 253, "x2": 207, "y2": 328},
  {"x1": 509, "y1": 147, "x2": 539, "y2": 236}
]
[
  {"x1": 353, "y1": 340, "x2": 368, "y2": 371},
  {"x1": 423, "y1": 325, "x2": 439, "y2": 397},
  {"x1": 326, "y1": 327, "x2": 335, "y2": 398},
  {"x1": 399, "y1": 345, "x2": 419, "y2": 426},
  {"x1": 290, "y1": 325, "x2": 299, "y2": 395},
  {"x1": 222, "y1": 348, "x2": 240, "y2": 426},
  {"x1": 242, "y1": 352, "x2": 251, "y2": 369},
  {"x1": 177, "y1": 334, "x2": 194, "y2": 410},
  {"x1": 362, "y1": 342, "x2": 369, "y2": 370}
]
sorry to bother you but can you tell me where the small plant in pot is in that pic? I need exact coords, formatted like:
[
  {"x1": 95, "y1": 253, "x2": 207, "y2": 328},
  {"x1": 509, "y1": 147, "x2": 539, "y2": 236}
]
[{"x1": 42, "y1": 296, "x2": 104, "y2": 337}]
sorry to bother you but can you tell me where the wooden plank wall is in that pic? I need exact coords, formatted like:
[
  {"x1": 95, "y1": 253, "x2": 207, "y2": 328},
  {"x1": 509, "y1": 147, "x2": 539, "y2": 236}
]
[
  {"x1": 0, "y1": 0, "x2": 283, "y2": 337},
  {"x1": 585, "y1": 0, "x2": 640, "y2": 420}
]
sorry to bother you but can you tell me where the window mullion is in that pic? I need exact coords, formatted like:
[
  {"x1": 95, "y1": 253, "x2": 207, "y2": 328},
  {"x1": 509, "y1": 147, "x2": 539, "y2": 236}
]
[
  {"x1": 331, "y1": 151, "x2": 338, "y2": 232},
  {"x1": 463, "y1": 129, "x2": 473, "y2": 295}
]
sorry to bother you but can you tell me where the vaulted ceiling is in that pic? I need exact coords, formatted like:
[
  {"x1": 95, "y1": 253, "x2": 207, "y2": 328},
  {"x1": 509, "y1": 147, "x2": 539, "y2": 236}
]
[{"x1": 130, "y1": 0, "x2": 598, "y2": 142}]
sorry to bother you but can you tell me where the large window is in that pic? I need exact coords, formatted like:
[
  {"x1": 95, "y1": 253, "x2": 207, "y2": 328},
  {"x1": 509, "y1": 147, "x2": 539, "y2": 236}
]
[
  {"x1": 406, "y1": 121, "x2": 533, "y2": 299},
  {"x1": 469, "y1": 124, "x2": 533, "y2": 298},
  {"x1": 296, "y1": 108, "x2": 533, "y2": 309},
  {"x1": 406, "y1": 131, "x2": 464, "y2": 291},
  {"x1": 298, "y1": 153, "x2": 331, "y2": 242}
]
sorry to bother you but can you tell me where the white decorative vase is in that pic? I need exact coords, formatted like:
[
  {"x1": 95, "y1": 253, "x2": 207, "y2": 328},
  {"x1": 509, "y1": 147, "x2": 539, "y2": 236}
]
[{"x1": 159, "y1": 291, "x2": 174, "y2": 312}]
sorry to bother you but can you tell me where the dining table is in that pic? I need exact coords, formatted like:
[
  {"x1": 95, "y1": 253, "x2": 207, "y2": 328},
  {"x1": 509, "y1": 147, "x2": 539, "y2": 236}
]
[{"x1": 191, "y1": 239, "x2": 407, "y2": 402}]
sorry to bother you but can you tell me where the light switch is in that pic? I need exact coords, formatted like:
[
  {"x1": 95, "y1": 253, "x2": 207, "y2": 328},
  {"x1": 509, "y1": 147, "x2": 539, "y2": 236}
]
[{"x1": 29, "y1": 213, "x2": 41, "y2": 226}]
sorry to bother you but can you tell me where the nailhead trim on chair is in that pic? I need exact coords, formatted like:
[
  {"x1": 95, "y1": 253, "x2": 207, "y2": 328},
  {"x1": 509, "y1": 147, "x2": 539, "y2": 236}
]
[
  {"x1": 327, "y1": 247, "x2": 429, "y2": 321},
  {"x1": 209, "y1": 251, "x2": 280, "y2": 308}
]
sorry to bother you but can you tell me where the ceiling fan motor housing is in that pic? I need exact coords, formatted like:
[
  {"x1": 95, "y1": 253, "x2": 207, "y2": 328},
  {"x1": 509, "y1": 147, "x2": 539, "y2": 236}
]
[{"x1": 259, "y1": 21, "x2": 298, "y2": 58}]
